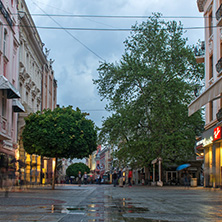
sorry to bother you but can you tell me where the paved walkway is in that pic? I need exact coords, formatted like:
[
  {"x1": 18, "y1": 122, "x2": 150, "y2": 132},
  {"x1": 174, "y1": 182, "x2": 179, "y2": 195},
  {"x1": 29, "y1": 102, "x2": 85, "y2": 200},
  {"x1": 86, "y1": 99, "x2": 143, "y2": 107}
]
[{"x1": 0, "y1": 185, "x2": 222, "y2": 221}]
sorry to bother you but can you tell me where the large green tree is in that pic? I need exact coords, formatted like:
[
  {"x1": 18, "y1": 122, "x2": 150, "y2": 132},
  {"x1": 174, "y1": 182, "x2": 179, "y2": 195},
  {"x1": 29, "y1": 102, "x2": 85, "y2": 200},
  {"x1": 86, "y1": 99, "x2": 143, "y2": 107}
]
[
  {"x1": 66, "y1": 162, "x2": 90, "y2": 178},
  {"x1": 22, "y1": 106, "x2": 97, "y2": 189},
  {"x1": 94, "y1": 14, "x2": 204, "y2": 168}
]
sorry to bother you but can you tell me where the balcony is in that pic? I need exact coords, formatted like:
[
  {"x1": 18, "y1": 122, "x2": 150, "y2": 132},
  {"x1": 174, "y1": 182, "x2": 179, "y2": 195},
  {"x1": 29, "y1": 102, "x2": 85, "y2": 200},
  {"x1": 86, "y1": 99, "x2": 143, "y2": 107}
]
[
  {"x1": 194, "y1": 41, "x2": 205, "y2": 64},
  {"x1": 216, "y1": 57, "x2": 222, "y2": 76},
  {"x1": 216, "y1": 4, "x2": 222, "y2": 26}
]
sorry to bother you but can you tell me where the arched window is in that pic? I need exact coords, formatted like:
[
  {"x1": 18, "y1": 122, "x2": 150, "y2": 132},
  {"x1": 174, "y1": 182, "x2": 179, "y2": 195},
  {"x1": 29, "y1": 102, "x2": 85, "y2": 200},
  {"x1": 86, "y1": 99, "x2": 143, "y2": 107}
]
[{"x1": 3, "y1": 29, "x2": 7, "y2": 56}]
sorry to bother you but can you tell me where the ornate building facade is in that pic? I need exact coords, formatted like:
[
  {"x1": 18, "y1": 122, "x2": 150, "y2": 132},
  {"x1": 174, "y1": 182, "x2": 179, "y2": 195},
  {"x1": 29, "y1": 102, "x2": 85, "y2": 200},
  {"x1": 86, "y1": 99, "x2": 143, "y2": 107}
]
[
  {"x1": 189, "y1": 0, "x2": 222, "y2": 187},
  {"x1": 0, "y1": 0, "x2": 24, "y2": 167},
  {"x1": 17, "y1": 0, "x2": 57, "y2": 185}
]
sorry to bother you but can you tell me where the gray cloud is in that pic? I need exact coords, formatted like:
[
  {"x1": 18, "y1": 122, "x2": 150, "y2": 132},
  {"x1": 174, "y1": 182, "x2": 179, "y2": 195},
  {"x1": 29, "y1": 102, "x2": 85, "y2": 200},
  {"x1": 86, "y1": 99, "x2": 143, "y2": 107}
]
[{"x1": 26, "y1": 0, "x2": 204, "y2": 127}]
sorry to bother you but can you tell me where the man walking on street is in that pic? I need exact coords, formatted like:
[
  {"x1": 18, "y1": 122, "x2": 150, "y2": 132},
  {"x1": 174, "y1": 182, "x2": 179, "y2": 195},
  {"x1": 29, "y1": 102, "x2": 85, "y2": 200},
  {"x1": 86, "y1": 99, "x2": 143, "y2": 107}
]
[{"x1": 113, "y1": 170, "x2": 118, "y2": 187}]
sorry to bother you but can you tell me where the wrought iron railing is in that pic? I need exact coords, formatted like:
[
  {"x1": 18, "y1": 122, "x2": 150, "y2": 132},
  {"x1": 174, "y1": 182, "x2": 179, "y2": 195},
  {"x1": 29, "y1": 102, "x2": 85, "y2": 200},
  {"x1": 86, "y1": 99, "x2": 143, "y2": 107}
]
[
  {"x1": 216, "y1": 57, "x2": 222, "y2": 74},
  {"x1": 216, "y1": 4, "x2": 222, "y2": 21}
]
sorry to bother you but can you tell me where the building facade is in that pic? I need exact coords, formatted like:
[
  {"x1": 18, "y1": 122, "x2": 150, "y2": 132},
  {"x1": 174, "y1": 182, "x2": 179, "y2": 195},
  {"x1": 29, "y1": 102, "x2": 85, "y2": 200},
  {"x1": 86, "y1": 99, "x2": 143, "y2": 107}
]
[
  {"x1": 0, "y1": 0, "x2": 24, "y2": 167},
  {"x1": 17, "y1": 0, "x2": 57, "y2": 185},
  {"x1": 189, "y1": 0, "x2": 222, "y2": 187}
]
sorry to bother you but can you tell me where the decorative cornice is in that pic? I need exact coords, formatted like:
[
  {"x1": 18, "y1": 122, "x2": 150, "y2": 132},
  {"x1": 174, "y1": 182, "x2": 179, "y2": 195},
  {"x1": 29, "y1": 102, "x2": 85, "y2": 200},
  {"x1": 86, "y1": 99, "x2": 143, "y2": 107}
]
[
  {"x1": 25, "y1": 78, "x2": 32, "y2": 91},
  {"x1": 197, "y1": 0, "x2": 207, "y2": 12},
  {"x1": 37, "y1": 96, "x2": 41, "y2": 104},
  {"x1": 31, "y1": 86, "x2": 40, "y2": 98}
]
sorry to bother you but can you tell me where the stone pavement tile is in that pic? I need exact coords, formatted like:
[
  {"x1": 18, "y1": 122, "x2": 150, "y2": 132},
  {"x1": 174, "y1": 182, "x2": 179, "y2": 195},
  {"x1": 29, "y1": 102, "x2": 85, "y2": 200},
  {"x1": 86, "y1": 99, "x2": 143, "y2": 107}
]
[
  {"x1": 0, "y1": 213, "x2": 42, "y2": 221},
  {"x1": 39, "y1": 214, "x2": 65, "y2": 221},
  {"x1": 57, "y1": 214, "x2": 85, "y2": 222}
]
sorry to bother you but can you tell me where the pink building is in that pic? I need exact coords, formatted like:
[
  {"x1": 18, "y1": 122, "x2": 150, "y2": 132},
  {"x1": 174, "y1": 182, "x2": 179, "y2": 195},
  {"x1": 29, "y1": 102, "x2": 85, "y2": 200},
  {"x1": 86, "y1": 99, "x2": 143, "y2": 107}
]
[{"x1": 0, "y1": 0, "x2": 24, "y2": 163}]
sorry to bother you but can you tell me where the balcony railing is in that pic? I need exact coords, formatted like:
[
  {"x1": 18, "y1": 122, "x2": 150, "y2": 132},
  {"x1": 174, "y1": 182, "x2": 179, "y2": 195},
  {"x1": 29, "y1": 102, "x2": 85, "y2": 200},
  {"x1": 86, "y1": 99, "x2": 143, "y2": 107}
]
[
  {"x1": 216, "y1": 57, "x2": 222, "y2": 75},
  {"x1": 216, "y1": 4, "x2": 222, "y2": 26},
  {"x1": 194, "y1": 41, "x2": 205, "y2": 64}
]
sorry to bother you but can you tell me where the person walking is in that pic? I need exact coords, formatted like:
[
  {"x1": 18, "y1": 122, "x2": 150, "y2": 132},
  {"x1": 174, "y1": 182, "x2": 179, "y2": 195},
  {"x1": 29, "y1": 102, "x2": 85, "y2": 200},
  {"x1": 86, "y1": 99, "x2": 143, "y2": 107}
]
[
  {"x1": 118, "y1": 169, "x2": 123, "y2": 187},
  {"x1": 83, "y1": 172, "x2": 88, "y2": 185},
  {"x1": 183, "y1": 171, "x2": 189, "y2": 188},
  {"x1": 113, "y1": 170, "x2": 118, "y2": 187},
  {"x1": 78, "y1": 171, "x2": 82, "y2": 187},
  {"x1": 128, "y1": 169, "x2": 132, "y2": 187}
]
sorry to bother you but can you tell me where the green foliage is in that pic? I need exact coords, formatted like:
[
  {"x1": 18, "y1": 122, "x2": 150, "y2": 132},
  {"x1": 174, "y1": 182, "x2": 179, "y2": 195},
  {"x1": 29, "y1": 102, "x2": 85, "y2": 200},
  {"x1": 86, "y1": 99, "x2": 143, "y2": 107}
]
[
  {"x1": 94, "y1": 14, "x2": 204, "y2": 167},
  {"x1": 22, "y1": 106, "x2": 97, "y2": 159},
  {"x1": 66, "y1": 162, "x2": 90, "y2": 177}
]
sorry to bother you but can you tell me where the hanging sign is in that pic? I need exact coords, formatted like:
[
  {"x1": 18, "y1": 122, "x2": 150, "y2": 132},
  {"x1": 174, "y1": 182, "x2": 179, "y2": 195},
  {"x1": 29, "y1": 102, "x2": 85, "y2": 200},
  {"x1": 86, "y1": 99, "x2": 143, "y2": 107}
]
[{"x1": 214, "y1": 126, "x2": 222, "y2": 141}]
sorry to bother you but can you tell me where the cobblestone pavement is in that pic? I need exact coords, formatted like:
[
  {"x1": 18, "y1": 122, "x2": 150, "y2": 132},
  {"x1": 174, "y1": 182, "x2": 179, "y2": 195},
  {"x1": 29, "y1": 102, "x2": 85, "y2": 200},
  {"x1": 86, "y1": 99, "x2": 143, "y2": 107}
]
[{"x1": 0, "y1": 185, "x2": 222, "y2": 221}]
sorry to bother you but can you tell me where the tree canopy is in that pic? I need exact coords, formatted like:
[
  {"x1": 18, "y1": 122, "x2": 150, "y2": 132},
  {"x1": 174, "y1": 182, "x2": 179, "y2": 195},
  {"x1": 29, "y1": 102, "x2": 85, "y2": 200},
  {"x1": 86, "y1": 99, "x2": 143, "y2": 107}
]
[
  {"x1": 22, "y1": 106, "x2": 97, "y2": 189},
  {"x1": 66, "y1": 162, "x2": 90, "y2": 177},
  {"x1": 94, "y1": 14, "x2": 204, "y2": 168},
  {"x1": 22, "y1": 106, "x2": 97, "y2": 159}
]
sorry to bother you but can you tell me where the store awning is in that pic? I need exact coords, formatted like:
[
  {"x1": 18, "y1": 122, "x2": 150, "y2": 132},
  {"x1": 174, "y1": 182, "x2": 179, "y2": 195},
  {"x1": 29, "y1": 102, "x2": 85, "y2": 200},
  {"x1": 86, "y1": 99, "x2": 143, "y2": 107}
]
[
  {"x1": 0, "y1": 75, "x2": 20, "y2": 99},
  {"x1": 188, "y1": 76, "x2": 222, "y2": 116},
  {"x1": 12, "y1": 99, "x2": 25, "y2": 112}
]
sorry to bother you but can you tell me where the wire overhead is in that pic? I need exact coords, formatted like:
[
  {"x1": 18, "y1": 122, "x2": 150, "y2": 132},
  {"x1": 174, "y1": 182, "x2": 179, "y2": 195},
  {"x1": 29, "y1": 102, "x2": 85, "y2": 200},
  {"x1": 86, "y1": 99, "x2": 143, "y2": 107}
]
[
  {"x1": 31, "y1": 1, "x2": 105, "y2": 61},
  {"x1": 29, "y1": 14, "x2": 206, "y2": 19}
]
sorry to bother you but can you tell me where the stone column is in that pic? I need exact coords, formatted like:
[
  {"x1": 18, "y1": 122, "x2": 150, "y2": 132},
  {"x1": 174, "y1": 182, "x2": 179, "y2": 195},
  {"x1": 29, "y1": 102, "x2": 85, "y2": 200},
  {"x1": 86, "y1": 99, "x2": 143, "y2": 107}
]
[{"x1": 157, "y1": 158, "x2": 163, "y2": 186}]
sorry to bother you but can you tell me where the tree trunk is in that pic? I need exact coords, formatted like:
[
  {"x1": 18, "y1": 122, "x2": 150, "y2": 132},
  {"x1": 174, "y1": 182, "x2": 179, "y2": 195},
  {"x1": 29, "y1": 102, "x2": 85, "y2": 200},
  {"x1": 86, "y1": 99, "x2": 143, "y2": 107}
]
[{"x1": 52, "y1": 157, "x2": 57, "y2": 190}]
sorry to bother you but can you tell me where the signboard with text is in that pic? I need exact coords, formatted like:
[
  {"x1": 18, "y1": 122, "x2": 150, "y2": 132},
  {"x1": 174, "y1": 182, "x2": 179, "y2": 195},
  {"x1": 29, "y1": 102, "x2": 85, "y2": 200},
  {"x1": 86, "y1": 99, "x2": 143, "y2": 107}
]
[{"x1": 214, "y1": 126, "x2": 222, "y2": 141}]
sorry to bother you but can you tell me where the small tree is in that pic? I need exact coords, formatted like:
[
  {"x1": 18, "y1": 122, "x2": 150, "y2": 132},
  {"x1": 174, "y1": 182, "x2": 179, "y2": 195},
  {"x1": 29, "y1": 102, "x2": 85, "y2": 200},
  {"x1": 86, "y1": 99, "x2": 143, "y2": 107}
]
[
  {"x1": 66, "y1": 162, "x2": 90, "y2": 178},
  {"x1": 22, "y1": 106, "x2": 97, "y2": 189}
]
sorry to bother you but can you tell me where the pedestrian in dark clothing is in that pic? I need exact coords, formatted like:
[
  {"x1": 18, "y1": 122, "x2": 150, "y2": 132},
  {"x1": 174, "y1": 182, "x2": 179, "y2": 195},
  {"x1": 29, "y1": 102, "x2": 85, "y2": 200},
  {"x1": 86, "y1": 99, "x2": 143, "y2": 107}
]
[
  {"x1": 113, "y1": 170, "x2": 118, "y2": 187},
  {"x1": 83, "y1": 172, "x2": 88, "y2": 185}
]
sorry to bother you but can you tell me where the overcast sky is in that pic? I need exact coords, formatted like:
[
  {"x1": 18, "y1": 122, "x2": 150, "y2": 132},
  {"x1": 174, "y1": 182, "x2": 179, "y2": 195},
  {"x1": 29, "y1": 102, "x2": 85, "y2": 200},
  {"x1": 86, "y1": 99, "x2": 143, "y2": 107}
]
[{"x1": 25, "y1": 0, "x2": 204, "y2": 128}]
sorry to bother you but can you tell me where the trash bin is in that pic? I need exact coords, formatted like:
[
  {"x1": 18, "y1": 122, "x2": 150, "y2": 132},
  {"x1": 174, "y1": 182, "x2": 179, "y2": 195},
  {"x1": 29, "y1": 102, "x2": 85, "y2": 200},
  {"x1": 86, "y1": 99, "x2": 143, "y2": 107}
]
[{"x1": 190, "y1": 178, "x2": 197, "y2": 187}]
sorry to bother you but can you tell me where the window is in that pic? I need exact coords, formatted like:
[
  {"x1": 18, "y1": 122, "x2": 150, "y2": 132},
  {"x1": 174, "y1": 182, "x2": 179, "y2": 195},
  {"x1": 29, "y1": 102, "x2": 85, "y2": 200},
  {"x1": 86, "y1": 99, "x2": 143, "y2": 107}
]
[
  {"x1": 2, "y1": 91, "x2": 6, "y2": 117},
  {"x1": 210, "y1": 101, "x2": 214, "y2": 121},
  {"x1": 32, "y1": 98, "x2": 34, "y2": 108},
  {"x1": 221, "y1": 41, "x2": 222, "y2": 58},
  {"x1": 3, "y1": 29, "x2": 7, "y2": 56},
  {"x1": 26, "y1": 92, "x2": 29, "y2": 103},
  {"x1": 0, "y1": 23, "x2": 2, "y2": 51},
  {"x1": 209, "y1": 11, "x2": 213, "y2": 37},
  {"x1": 209, "y1": 54, "x2": 213, "y2": 80},
  {"x1": 3, "y1": 60, "x2": 7, "y2": 77}
]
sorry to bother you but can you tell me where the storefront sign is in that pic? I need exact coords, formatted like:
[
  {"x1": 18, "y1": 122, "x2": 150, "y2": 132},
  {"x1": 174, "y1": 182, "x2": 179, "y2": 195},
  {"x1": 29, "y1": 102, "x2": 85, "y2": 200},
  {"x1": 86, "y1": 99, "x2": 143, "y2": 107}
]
[
  {"x1": 203, "y1": 136, "x2": 213, "y2": 147},
  {"x1": 214, "y1": 126, "x2": 221, "y2": 141},
  {"x1": 196, "y1": 139, "x2": 203, "y2": 148}
]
